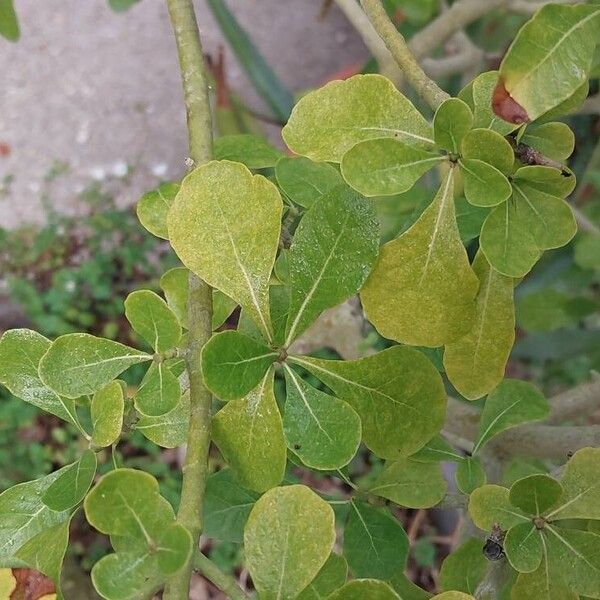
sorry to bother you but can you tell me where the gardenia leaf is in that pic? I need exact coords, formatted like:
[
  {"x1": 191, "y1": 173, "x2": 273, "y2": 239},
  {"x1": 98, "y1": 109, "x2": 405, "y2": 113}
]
[
  {"x1": 42, "y1": 450, "x2": 97, "y2": 511},
  {"x1": 497, "y1": 4, "x2": 600, "y2": 123},
  {"x1": 39, "y1": 333, "x2": 151, "y2": 399},
  {"x1": 201, "y1": 330, "x2": 278, "y2": 401},
  {"x1": 0, "y1": 467, "x2": 72, "y2": 565},
  {"x1": 546, "y1": 447, "x2": 600, "y2": 521},
  {"x1": 504, "y1": 522, "x2": 543, "y2": 573},
  {"x1": 168, "y1": 160, "x2": 282, "y2": 341},
  {"x1": 124, "y1": 289, "x2": 181, "y2": 352},
  {"x1": 134, "y1": 362, "x2": 181, "y2": 416},
  {"x1": 290, "y1": 346, "x2": 446, "y2": 459},
  {"x1": 285, "y1": 183, "x2": 379, "y2": 345},
  {"x1": 459, "y1": 159, "x2": 511, "y2": 207},
  {"x1": 136, "y1": 181, "x2": 179, "y2": 240},
  {"x1": 135, "y1": 390, "x2": 189, "y2": 448},
  {"x1": 283, "y1": 365, "x2": 361, "y2": 470},
  {"x1": 461, "y1": 128, "x2": 514, "y2": 175},
  {"x1": 328, "y1": 580, "x2": 401, "y2": 600},
  {"x1": 340, "y1": 138, "x2": 444, "y2": 196},
  {"x1": 0, "y1": 329, "x2": 79, "y2": 425},
  {"x1": 297, "y1": 553, "x2": 347, "y2": 600},
  {"x1": 244, "y1": 485, "x2": 335, "y2": 600},
  {"x1": 282, "y1": 74, "x2": 433, "y2": 162},
  {"x1": 433, "y1": 97, "x2": 473, "y2": 154},
  {"x1": 212, "y1": 368, "x2": 286, "y2": 493},
  {"x1": 444, "y1": 252, "x2": 515, "y2": 401},
  {"x1": 275, "y1": 156, "x2": 343, "y2": 208},
  {"x1": 439, "y1": 538, "x2": 487, "y2": 595},
  {"x1": 369, "y1": 460, "x2": 447, "y2": 508},
  {"x1": 455, "y1": 457, "x2": 486, "y2": 495},
  {"x1": 213, "y1": 134, "x2": 283, "y2": 168},
  {"x1": 203, "y1": 469, "x2": 259, "y2": 543},
  {"x1": 509, "y1": 474, "x2": 562, "y2": 516},
  {"x1": 473, "y1": 379, "x2": 549, "y2": 454},
  {"x1": 343, "y1": 501, "x2": 408, "y2": 580},
  {"x1": 91, "y1": 380, "x2": 124, "y2": 448},
  {"x1": 361, "y1": 170, "x2": 479, "y2": 347},
  {"x1": 468, "y1": 484, "x2": 528, "y2": 531},
  {"x1": 521, "y1": 122, "x2": 575, "y2": 162},
  {"x1": 512, "y1": 165, "x2": 576, "y2": 198}
]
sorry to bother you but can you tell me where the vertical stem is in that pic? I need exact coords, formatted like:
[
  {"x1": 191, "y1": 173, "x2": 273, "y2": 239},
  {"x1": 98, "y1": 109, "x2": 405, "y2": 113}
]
[
  {"x1": 360, "y1": 0, "x2": 450, "y2": 110},
  {"x1": 164, "y1": 0, "x2": 213, "y2": 598}
]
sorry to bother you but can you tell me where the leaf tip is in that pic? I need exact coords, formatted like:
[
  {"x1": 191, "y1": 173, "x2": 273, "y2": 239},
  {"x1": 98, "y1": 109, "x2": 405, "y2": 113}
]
[{"x1": 492, "y1": 78, "x2": 530, "y2": 125}]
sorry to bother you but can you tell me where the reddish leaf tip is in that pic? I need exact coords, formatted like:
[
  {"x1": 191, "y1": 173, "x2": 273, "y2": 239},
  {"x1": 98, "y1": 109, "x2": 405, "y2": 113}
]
[{"x1": 492, "y1": 78, "x2": 530, "y2": 124}]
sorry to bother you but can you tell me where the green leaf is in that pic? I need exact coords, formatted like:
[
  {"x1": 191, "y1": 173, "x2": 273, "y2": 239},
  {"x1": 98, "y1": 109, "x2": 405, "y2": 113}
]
[
  {"x1": 473, "y1": 379, "x2": 549, "y2": 454},
  {"x1": 134, "y1": 362, "x2": 181, "y2": 416},
  {"x1": 285, "y1": 184, "x2": 379, "y2": 344},
  {"x1": 42, "y1": 450, "x2": 97, "y2": 511},
  {"x1": 512, "y1": 165, "x2": 576, "y2": 198},
  {"x1": 212, "y1": 368, "x2": 286, "y2": 492},
  {"x1": 455, "y1": 457, "x2": 487, "y2": 495},
  {"x1": 91, "y1": 381, "x2": 124, "y2": 448},
  {"x1": 461, "y1": 129, "x2": 514, "y2": 175},
  {"x1": 207, "y1": 0, "x2": 294, "y2": 121},
  {"x1": 290, "y1": 346, "x2": 446, "y2": 459},
  {"x1": 521, "y1": 122, "x2": 575, "y2": 162},
  {"x1": 504, "y1": 523, "x2": 543, "y2": 573},
  {"x1": 108, "y1": 0, "x2": 141, "y2": 11},
  {"x1": 369, "y1": 460, "x2": 447, "y2": 508},
  {"x1": 0, "y1": 468, "x2": 72, "y2": 564},
  {"x1": 410, "y1": 435, "x2": 464, "y2": 463},
  {"x1": 244, "y1": 484, "x2": 335, "y2": 600},
  {"x1": 135, "y1": 390, "x2": 189, "y2": 448},
  {"x1": 328, "y1": 580, "x2": 401, "y2": 600},
  {"x1": 361, "y1": 171, "x2": 479, "y2": 347},
  {"x1": 470, "y1": 71, "x2": 519, "y2": 136},
  {"x1": 282, "y1": 74, "x2": 433, "y2": 162},
  {"x1": 297, "y1": 553, "x2": 348, "y2": 600},
  {"x1": 497, "y1": 4, "x2": 600, "y2": 122},
  {"x1": 433, "y1": 98, "x2": 473, "y2": 154},
  {"x1": 547, "y1": 447, "x2": 600, "y2": 521},
  {"x1": 544, "y1": 525, "x2": 600, "y2": 598},
  {"x1": 538, "y1": 80, "x2": 589, "y2": 123},
  {"x1": 213, "y1": 134, "x2": 283, "y2": 168},
  {"x1": 440, "y1": 538, "x2": 487, "y2": 595},
  {"x1": 455, "y1": 196, "x2": 490, "y2": 243},
  {"x1": 203, "y1": 469, "x2": 259, "y2": 543},
  {"x1": 136, "y1": 182, "x2": 179, "y2": 240},
  {"x1": 0, "y1": 0, "x2": 19, "y2": 41},
  {"x1": 201, "y1": 330, "x2": 277, "y2": 401},
  {"x1": 343, "y1": 501, "x2": 408, "y2": 579},
  {"x1": 444, "y1": 252, "x2": 515, "y2": 401},
  {"x1": 340, "y1": 139, "x2": 444, "y2": 196},
  {"x1": 275, "y1": 157, "x2": 343, "y2": 208},
  {"x1": 13, "y1": 518, "x2": 72, "y2": 593},
  {"x1": 509, "y1": 474, "x2": 562, "y2": 516},
  {"x1": 517, "y1": 289, "x2": 582, "y2": 333},
  {"x1": 39, "y1": 333, "x2": 151, "y2": 398},
  {"x1": 512, "y1": 560, "x2": 577, "y2": 600},
  {"x1": 0, "y1": 329, "x2": 79, "y2": 424},
  {"x1": 124, "y1": 290, "x2": 181, "y2": 352},
  {"x1": 283, "y1": 365, "x2": 361, "y2": 470},
  {"x1": 390, "y1": 573, "x2": 432, "y2": 600},
  {"x1": 575, "y1": 233, "x2": 600, "y2": 270},
  {"x1": 168, "y1": 161, "x2": 282, "y2": 341},
  {"x1": 459, "y1": 159, "x2": 511, "y2": 207},
  {"x1": 468, "y1": 484, "x2": 528, "y2": 531},
  {"x1": 85, "y1": 469, "x2": 192, "y2": 596}
]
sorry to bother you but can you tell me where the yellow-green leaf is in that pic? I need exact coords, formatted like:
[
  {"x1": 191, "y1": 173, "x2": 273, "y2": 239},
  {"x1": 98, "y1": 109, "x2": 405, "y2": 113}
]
[
  {"x1": 521, "y1": 122, "x2": 575, "y2": 162},
  {"x1": 91, "y1": 381, "x2": 124, "y2": 448},
  {"x1": 135, "y1": 390, "x2": 189, "y2": 448},
  {"x1": 361, "y1": 170, "x2": 479, "y2": 347},
  {"x1": 282, "y1": 74, "x2": 433, "y2": 162},
  {"x1": 168, "y1": 160, "x2": 282, "y2": 341},
  {"x1": 459, "y1": 159, "x2": 511, "y2": 207},
  {"x1": 433, "y1": 98, "x2": 473, "y2": 154},
  {"x1": 504, "y1": 522, "x2": 543, "y2": 573},
  {"x1": 136, "y1": 182, "x2": 179, "y2": 240},
  {"x1": 468, "y1": 484, "x2": 528, "y2": 531},
  {"x1": 461, "y1": 128, "x2": 514, "y2": 175},
  {"x1": 213, "y1": 134, "x2": 283, "y2": 168},
  {"x1": 328, "y1": 579, "x2": 401, "y2": 600},
  {"x1": 134, "y1": 362, "x2": 181, "y2": 417}
]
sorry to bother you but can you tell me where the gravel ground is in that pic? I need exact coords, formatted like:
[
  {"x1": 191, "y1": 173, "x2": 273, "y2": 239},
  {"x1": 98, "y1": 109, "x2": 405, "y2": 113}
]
[{"x1": 0, "y1": 0, "x2": 367, "y2": 229}]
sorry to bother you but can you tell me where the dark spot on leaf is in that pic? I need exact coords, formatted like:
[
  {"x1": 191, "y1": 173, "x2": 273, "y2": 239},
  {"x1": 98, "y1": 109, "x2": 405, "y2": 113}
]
[
  {"x1": 294, "y1": 444, "x2": 301, "y2": 450},
  {"x1": 492, "y1": 78, "x2": 530, "y2": 124}
]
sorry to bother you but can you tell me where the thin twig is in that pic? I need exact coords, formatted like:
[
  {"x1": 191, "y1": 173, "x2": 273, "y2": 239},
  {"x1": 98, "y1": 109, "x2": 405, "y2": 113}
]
[
  {"x1": 508, "y1": 0, "x2": 580, "y2": 15},
  {"x1": 360, "y1": 0, "x2": 450, "y2": 109},
  {"x1": 193, "y1": 551, "x2": 249, "y2": 600}
]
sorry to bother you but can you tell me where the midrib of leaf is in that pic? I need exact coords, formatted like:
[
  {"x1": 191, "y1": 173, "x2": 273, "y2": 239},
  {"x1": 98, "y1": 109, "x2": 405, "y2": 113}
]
[
  {"x1": 61, "y1": 353, "x2": 151, "y2": 374},
  {"x1": 354, "y1": 126, "x2": 434, "y2": 146},
  {"x1": 470, "y1": 266, "x2": 494, "y2": 373},
  {"x1": 220, "y1": 352, "x2": 278, "y2": 367},
  {"x1": 509, "y1": 9, "x2": 600, "y2": 99},
  {"x1": 117, "y1": 490, "x2": 154, "y2": 547},
  {"x1": 285, "y1": 212, "x2": 350, "y2": 346},
  {"x1": 215, "y1": 198, "x2": 272, "y2": 342},
  {"x1": 290, "y1": 356, "x2": 418, "y2": 414},
  {"x1": 246, "y1": 370, "x2": 271, "y2": 452},
  {"x1": 276, "y1": 526, "x2": 290, "y2": 600},
  {"x1": 473, "y1": 398, "x2": 521, "y2": 455},
  {"x1": 546, "y1": 524, "x2": 600, "y2": 574},
  {"x1": 546, "y1": 481, "x2": 600, "y2": 519},
  {"x1": 370, "y1": 155, "x2": 443, "y2": 176},
  {"x1": 0, "y1": 505, "x2": 45, "y2": 555},
  {"x1": 284, "y1": 365, "x2": 333, "y2": 442},
  {"x1": 351, "y1": 501, "x2": 381, "y2": 561}
]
